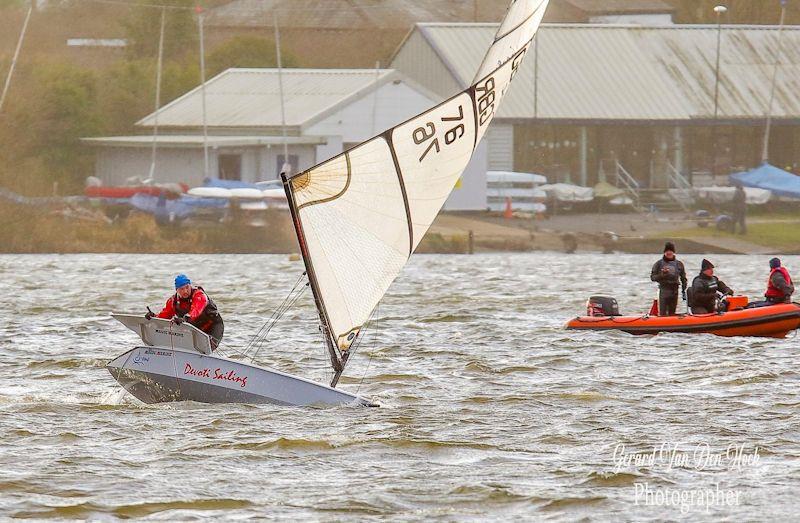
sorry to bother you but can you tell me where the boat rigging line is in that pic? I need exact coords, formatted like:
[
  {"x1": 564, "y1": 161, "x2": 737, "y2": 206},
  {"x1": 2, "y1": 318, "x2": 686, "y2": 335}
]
[
  {"x1": 241, "y1": 271, "x2": 308, "y2": 362},
  {"x1": 356, "y1": 303, "x2": 380, "y2": 396}
]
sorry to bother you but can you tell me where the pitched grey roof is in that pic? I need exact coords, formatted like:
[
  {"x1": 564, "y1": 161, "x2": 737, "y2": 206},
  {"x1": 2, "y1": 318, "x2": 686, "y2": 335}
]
[
  {"x1": 395, "y1": 23, "x2": 800, "y2": 121},
  {"x1": 82, "y1": 135, "x2": 326, "y2": 148},
  {"x1": 136, "y1": 68, "x2": 424, "y2": 130},
  {"x1": 564, "y1": 0, "x2": 675, "y2": 15},
  {"x1": 205, "y1": 0, "x2": 511, "y2": 29}
]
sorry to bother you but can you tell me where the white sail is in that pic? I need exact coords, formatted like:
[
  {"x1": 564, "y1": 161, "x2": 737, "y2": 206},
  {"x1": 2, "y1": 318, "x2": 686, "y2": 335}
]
[
  {"x1": 473, "y1": 0, "x2": 549, "y2": 83},
  {"x1": 285, "y1": 0, "x2": 550, "y2": 356}
]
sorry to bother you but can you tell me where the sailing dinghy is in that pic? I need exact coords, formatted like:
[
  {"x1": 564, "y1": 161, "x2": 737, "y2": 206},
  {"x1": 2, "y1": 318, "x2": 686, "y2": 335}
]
[
  {"x1": 107, "y1": 314, "x2": 369, "y2": 405},
  {"x1": 107, "y1": 0, "x2": 551, "y2": 406}
]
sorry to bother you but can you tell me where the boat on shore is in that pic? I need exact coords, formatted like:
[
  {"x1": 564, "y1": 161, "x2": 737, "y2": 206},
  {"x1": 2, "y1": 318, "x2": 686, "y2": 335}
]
[{"x1": 566, "y1": 298, "x2": 800, "y2": 338}]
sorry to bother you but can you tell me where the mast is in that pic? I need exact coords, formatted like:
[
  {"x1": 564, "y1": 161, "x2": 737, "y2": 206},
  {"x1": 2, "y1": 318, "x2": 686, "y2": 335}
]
[
  {"x1": 281, "y1": 172, "x2": 347, "y2": 387},
  {"x1": 274, "y1": 17, "x2": 291, "y2": 176},
  {"x1": 370, "y1": 61, "x2": 380, "y2": 135},
  {"x1": 0, "y1": 5, "x2": 32, "y2": 114},
  {"x1": 147, "y1": 7, "x2": 167, "y2": 183},
  {"x1": 198, "y1": 7, "x2": 209, "y2": 179}
]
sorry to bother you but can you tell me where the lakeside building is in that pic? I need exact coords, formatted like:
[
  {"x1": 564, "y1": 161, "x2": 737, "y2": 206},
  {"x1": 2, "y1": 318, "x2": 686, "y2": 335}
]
[
  {"x1": 391, "y1": 23, "x2": 800, "y2": 187},
  {"x1": 203, "y1": 0, "x2": 674, "y2": 30},
  {"x1": 83, "y1": 68, "x2": 488, "y2": 210}
]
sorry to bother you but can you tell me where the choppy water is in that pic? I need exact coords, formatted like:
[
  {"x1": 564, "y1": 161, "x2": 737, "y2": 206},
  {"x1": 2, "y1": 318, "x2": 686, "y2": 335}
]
[{"x1": 0, "y1": 253, "x2": 798, "y2": 520}]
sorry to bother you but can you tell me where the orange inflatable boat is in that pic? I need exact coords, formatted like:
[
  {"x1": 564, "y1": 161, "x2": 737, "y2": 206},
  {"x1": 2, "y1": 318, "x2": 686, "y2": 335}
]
[{"x1": 566, "y1": 296, "x2": 800, "y2": 338}]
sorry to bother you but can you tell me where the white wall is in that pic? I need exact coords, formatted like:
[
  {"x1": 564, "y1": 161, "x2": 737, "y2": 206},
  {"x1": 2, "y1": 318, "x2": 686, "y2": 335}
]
[
  {"x1": 315, "y1": 135, "x2": 344, "y2": 166},
  {"x1": 304, "y1": 80, "x2": 435, "y2": 144},
  {"x1": 95, "y1": 148, "x2": 211, "y2": 186},
  {"x1": 95, "y1": 144, "x2": 318, "y2": 186},
  {"x1": 255, "y1": 145, "x2": 317, "y2": 181},
  {"x1": 444, "y1": 141, "x2": 487, "y2": 211},
  {"x1": 485, "y1": 123, "x2": 514, "y2": 171}
]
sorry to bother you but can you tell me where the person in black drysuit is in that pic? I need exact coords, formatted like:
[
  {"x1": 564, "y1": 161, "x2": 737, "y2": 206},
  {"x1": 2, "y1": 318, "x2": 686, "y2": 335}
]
[
  {"x1": 650, "y1": 242, "x2": 687, "y2": 316},
  {"x1": 732, "y1": 184, "x2": 747, "y2": 235},
  {"x1": 689, "y1": 259, "x2": 733, "y2": 314}
]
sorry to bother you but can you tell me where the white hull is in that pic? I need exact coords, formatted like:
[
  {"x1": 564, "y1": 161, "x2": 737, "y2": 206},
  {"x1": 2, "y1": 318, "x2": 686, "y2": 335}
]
[{"x1": 107, "y1": 346, "x2": 374, "y2": 407}]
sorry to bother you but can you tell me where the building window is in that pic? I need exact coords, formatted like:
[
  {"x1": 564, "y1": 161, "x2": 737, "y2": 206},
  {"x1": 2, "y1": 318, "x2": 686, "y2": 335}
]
[
  {"x1": 514, "y1": 124, "x2": 582, "y2": 183},
  {"x1": 219, "y1": 154, "x2": 242, "y2": 180}
]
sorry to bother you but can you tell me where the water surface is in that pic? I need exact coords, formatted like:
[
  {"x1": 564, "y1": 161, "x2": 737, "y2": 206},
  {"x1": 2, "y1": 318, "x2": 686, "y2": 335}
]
[{"x1": 0, "y1": 253, "x2": 797, "y2": 520}]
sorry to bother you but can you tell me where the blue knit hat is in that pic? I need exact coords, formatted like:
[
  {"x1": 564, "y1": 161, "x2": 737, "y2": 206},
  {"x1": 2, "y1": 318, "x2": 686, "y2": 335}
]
[
  {"x1": 174, "y1": 274, "x2": 191, "y2": 289},
  {"x1": 769, "y1": 258, "x2": 781, "y2": 269}
]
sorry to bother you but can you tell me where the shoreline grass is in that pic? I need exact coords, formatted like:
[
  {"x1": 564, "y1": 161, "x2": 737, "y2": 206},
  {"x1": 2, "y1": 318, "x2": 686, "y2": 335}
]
[{"x1": 662, "y1": 221, "x2": 800, "y2": 252}]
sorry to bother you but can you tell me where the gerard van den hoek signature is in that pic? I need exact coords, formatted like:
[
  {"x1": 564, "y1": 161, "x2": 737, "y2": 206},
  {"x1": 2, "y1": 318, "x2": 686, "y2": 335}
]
[
  {"x1": 184, "y1": 362, "x2": 248, "y2": 388},
  {"x1": 613, "y1": 442, "x2": 760, "y2": 472}
]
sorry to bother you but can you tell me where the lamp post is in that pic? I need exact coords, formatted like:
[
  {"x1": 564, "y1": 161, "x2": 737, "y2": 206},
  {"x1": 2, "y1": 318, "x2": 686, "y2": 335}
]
[
  {"x1": 762, "y1": 0, "x2": 788, "y2": 164},
  {"x1": 711, "y1": 5, "x2": 727, "y2": 179}
]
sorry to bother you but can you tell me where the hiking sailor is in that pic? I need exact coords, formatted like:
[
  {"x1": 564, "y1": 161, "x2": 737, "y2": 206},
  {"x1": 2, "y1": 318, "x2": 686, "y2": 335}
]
[{"x1": 145, "y1": 274, "x2": 225, "y2": 349}]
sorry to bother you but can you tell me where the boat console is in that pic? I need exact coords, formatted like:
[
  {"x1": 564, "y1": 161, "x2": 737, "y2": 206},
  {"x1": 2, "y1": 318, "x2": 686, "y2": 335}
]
[{"x1": 111, "y1": 313, "x2": 212, "y2": 355}]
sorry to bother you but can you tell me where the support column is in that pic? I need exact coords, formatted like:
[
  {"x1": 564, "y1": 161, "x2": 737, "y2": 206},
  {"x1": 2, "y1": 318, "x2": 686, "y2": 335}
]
[
  {"x1": 579, "y1": 126, "x2": 588, "y2": 186},
  {"x1": 652, "y1": 129, "x2": 669, "y2": 189},
  {"x1": 673, "y1": 126, "x2": 684, "y2": 182}
]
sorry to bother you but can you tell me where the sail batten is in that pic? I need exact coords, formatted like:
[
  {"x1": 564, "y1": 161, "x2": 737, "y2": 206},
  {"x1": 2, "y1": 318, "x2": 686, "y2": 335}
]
[
  {"x1": 384, "y1": 132, "x2": 415, "y2": 255},
  {"x1": 285, "y1": 0, "x2": 550, "y2": 372}
]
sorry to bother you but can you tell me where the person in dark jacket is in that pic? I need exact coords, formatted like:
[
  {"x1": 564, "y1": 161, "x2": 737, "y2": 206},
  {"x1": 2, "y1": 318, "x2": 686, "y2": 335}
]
[
  {"x1": 689, "y1": 259, "x2": 733, "y2": 314},
  {"x1": 146, "y1": 274, "x2": 225, "y2": 349},
  {"x1": 764, "y1": 258, "x2": 794, "y2": 304},
  {"x1": 650, "y1": 241, "x2": 688, "y2": 316},
  {"x1": 732, "y1": 184, "x2": 747, "y2": 235}
]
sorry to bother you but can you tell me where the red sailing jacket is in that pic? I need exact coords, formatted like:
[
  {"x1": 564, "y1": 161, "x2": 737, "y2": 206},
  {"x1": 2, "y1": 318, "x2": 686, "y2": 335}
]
[
  {"x1": 157, "y1": 287, "x2": 218, "y2": 330},
  {"x1": 765, "y1": 267, "x2": 793, "y2": 300}
]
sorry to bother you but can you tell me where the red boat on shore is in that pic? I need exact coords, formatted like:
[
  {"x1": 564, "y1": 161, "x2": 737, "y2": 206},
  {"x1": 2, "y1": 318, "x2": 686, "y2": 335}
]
[{"x1": 84, "y1": 183, "x2": 188, "y2": 199}]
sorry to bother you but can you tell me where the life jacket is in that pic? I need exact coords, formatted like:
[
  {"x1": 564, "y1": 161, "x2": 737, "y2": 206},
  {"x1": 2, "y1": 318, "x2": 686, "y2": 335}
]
[
  {"x1": 172, "y1": 286, "x2": 221, "y2": 330},
  {"x1": 765, "y1": 267, "x2": 792, "y2": 299},
  {"x1": 657, "y1": 258, "x2": 683, "y2": 288},
  {"x1": 689, "y1": 274, "x2": 718, "y2": 309}
]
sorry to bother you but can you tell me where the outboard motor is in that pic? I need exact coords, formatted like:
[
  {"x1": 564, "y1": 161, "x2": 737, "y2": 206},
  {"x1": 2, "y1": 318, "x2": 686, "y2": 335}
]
[{"x1": 586, "y1": 295, "x2": 620, "y2": 317}]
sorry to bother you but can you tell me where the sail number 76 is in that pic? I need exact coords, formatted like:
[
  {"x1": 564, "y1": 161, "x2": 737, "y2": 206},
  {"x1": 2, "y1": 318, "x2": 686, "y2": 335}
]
[{"x1": 411, "y1": 105, "x2": 465, "y2": 162}]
